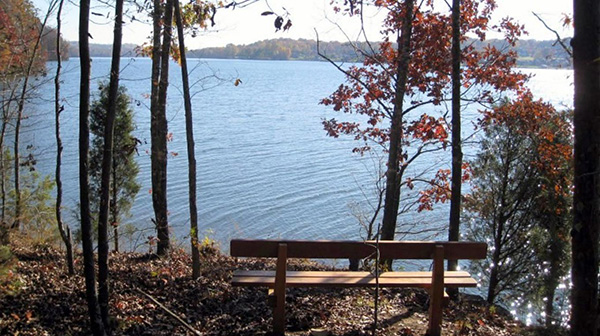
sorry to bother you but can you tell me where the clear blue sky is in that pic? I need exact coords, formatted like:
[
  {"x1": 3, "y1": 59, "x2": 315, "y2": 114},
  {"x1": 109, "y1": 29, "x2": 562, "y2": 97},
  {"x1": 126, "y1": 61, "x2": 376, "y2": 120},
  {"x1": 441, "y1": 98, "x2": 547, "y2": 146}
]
[{"x1": 32, "y1": 0, "x2": 573, "y2": 48}]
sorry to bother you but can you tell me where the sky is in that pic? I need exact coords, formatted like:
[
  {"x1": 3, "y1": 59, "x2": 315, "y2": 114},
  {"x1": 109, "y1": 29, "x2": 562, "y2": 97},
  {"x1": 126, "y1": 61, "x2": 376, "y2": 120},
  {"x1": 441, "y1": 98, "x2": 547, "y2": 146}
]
[{"x1": 31, "y1": 0, "x2": 574, "y2": 49}]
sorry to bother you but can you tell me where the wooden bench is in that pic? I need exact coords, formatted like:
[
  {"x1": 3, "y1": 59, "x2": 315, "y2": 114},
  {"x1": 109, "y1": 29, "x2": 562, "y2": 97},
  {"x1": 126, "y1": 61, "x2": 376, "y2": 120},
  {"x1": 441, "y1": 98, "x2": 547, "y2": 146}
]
[{"x1": 230, "y1": 239, "x2": 487, "y2": 336}]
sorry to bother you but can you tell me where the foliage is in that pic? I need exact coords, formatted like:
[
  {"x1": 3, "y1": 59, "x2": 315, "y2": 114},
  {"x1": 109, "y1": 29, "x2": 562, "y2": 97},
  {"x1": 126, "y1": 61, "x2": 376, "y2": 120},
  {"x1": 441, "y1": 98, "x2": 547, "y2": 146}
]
[
  {"x1": 89, "y1": 82, "x2": 140, "y2": 249},
  {"x1": 11, "y1": 173, "x2": 58, "y2": 245},
  {"x1": 465, "y1": 115, "x2": 539, "y2": 304},
  {"x1": 322, "y1": 0, "x2": 528, "y2": 237},
  {"x1": 0, "y1": 147, "x2": 59, "y2": 246},
  {"x1": 0, "y1": 0, "x2": 46, "y2": 78},
  {"x1": 134, "y1": 0, "x2": 222, "y2": 62},
  {"x1": 40, "y1": 25, "x2": 70, "y2": 61},
  {"x1": 0, "y1": 245, "x2": 22, "y2": 296},
  {"x1": 468, "y1": 95, "x2": 573, "y2": 312},
  {"x1": 0, "y1": 245, "x2": 13, "y2": 270},
  {"x1": 479, "y1": 94, "x2": 573, "y2": 323}
]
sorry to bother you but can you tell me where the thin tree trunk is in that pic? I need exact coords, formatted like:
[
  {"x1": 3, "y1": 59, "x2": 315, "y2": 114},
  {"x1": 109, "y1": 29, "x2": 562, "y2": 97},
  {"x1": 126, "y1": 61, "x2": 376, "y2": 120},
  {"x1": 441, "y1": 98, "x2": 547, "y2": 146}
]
[
  {"x1": 97, "y1": 0, "x2": 125, "y2": 331},
  {"x1": 544, "y1": 236, "x2": 560, "y2": 328},
  {"x1": 486, "y1": 236, "x2": 501, "y2": 304},
  {"x1": 153, "y1": 0, "x2": 174, "y2": 256},
  {"x1": 0, "y1": 91, "x2": 12, "y2": 225},
  {"x1": 571, "y1": 1, "x2": 600, "y2": 335},
  {"x1": 0, "y1": 88, "x2": 15, "y2": 244},
  {"x1": 174, "y1": 0, "x2": 200, "y2": 279},
  {"x1": 380, "y1": 0, "x2": 414, "y2": 251},
  {"x1": 54, "y1": 0, "x2": 74, "y2": 275},
  {"x1": 79, "y1": 0, "x2": 106, "y2": 333},
  {"x1": 149, "y1": 0, "x2": 162, "y2": 254},
  {"x1": 544, "y1": 285, "x2": 556, "y2": 328},
  {"x1": 447, "y1": 0, "x2": 462, "y2": 300},
  {"x1": 12, "y1": 2, "x2": 52, "y2": 230},
  {"x1": 112, "y1": 158, "x2": 118, "y2": 252}
]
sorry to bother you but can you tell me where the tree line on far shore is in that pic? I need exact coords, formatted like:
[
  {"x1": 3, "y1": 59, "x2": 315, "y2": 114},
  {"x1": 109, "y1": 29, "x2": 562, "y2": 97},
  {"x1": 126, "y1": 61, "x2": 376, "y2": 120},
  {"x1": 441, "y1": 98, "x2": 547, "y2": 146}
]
[{"x1": 63, "y1": 37, "x2": 572, "y2": 68}]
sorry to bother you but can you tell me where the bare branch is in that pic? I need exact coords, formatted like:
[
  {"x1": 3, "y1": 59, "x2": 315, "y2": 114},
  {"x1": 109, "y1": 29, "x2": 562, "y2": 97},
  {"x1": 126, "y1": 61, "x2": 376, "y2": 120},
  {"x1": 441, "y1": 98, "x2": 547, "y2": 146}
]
[
  {"x1": 315, "y1": 29, "x2": 392, "y2": 116},
  {"x1": 137, "y1": 289, "x2": 202, "y2": 336},
  {"x1": 532, "y1": 12, "x2": 573, "y2": 58}
]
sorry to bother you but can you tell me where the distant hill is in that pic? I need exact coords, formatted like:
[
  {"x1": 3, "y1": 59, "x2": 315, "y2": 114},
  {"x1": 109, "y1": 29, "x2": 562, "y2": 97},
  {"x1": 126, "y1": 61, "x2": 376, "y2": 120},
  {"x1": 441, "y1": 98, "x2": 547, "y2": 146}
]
[
  {"x1": 68, "y1": 42, "x2": 140, "y2": 58},
  {"x1": 69, "y1": 38, "x2": 572, "y2": 68},
  {"x1": 187, "y1": 38, "x2": 367, "y2": 62},
  {"x1": 474, "y1": 38, "x2": 572, "y2": 69}
]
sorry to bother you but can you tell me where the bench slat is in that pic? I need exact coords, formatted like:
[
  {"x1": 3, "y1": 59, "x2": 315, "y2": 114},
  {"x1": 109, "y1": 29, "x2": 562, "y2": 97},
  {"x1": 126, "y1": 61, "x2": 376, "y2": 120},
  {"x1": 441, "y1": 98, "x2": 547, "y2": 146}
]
[
  {"x1": 230, "y1": 239, "x2": 487, "y2": 260},
  {"x1": 232, "y1": 271, "x2": 478, "y2": 288},
  {"x1": 235, "y1": 270, "x2": 472, "y2": 278}
]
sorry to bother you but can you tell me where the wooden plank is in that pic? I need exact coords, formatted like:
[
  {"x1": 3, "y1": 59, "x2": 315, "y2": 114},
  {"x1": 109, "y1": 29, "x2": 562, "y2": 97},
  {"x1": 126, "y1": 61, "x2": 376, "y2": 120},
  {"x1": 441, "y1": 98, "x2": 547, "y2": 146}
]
[
  {"x1": 232, "y1": 274, "x2": 477, "y2": 288},
  {"x1": 230, "y1": 239, "x2": 487, "y2": 260},
  {"x1": 427, "y1": 245, "x2": 445, "y2": 336},
  {"x1": 234, "y1": 270, "x2": 473, "y2": 278},
  {"x1": 273, "y1": 243, "x2": 287, "y2": 335}
]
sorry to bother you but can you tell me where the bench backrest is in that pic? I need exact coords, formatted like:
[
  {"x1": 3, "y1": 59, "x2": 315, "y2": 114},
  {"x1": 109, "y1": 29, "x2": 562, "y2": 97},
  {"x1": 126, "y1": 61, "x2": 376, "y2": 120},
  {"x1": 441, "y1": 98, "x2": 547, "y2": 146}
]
[{"x1": 230, "y1": 239, "x2": 487, "y2": 260}]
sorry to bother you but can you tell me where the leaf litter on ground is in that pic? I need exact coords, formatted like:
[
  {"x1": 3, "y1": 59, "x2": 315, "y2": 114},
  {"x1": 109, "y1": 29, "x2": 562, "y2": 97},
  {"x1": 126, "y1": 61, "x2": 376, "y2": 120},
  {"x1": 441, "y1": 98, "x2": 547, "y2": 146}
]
[{"x1": 0, "y1": 243, "x2": 565, "y2": 335}]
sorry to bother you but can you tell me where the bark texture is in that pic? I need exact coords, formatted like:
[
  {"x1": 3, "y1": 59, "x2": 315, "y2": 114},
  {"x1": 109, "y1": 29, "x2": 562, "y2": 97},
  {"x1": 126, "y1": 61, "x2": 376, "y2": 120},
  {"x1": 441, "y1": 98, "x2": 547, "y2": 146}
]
[
  {"x1": 174, "y1": 0, "x2": 201, "y2": 278},
  {"x1": 53, "y1": 0, "x2": 74, "y2": 275},
  {"x1": 151, "y1": 0, "x2": 173, "y2": 256},
  {"x1": 381, "y1": 0, "x2": 414, "y2": 249},
  {"x1": 571, "y1": 1, "x2": 600, "y2": 335},
  {"x1": 79, "y1": 0, "x2": 106, "y2": 334},
  {"x1": 447, "y1": 0, "x2": 462, "y2": 299},
  {"x1": 96, "y1": 0, "x2": 125, "y2": 331}
]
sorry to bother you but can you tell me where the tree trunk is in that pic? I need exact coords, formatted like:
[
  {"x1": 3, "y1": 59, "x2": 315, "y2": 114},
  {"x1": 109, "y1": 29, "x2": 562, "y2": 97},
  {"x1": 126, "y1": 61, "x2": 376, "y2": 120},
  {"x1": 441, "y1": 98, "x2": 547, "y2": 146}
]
[
  {"x1": 79, "y1": 0, "x2": 106, "y2": 334},
  {"x1": 571, "y1": 1, "x2": 600, "y2": 335},
  {"x1": 174, "y1": 0, "x2": 201, "y2": 279},
  {"x1": 0, "y1": 88, "x2": 14, "y2": 244},
  {"x1": 542, "y1": 225, "x2": 563, "y2": 328},
  {"x1": 544, "y1": 260, "x2": 557, "y2": 328},
  {"x1": 54, "y1": 0, "x2": 74, "y2": 275},
  {"x1": 112, "y1": 158, "x2": 118, "y2": 252},
  {"x1": 544, "y1": 285, "x2": 556, "y2": 328},
  {"x1": 380, "y1": 0, "x2": 414, "y2": 251},
  {"x1": 447, "y1": 0, "x2": 462, "y2": 300},
  {"x1": 12, "y1": 3, "x2": 50, "y2": 230},
  {"x1": 97, "y1": 0, "x2": 125, "y2": 331},
  {"x1": 486, "y1": 240, "x2": 501, "y2": 304},
  {"x1": 153, "y1": 0, "x2": 174, "y2": 256},
  {"x1": 487, "y1": 205, "x2": 505, "y2": 304},
  {"x1": 149, "y1": 0, "x2": 162, "y2": 254}
]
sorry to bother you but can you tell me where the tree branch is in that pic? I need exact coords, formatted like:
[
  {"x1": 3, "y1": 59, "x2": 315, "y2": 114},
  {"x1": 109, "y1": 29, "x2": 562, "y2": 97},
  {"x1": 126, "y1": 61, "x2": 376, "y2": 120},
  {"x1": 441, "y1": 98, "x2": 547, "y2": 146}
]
[
  {"x1": 532, "y1": 12, "x2": 573, "y2": 58},
  {"x1": 137, "y1": 289, "x2": 202, "y2": 336}
]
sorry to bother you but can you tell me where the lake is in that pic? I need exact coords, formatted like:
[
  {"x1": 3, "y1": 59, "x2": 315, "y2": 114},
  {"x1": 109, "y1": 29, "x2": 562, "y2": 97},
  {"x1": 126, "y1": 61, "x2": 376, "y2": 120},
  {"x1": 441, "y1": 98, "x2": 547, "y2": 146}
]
[{"x1": 21, "y1": 58, "x2": 573, "y2": 251}]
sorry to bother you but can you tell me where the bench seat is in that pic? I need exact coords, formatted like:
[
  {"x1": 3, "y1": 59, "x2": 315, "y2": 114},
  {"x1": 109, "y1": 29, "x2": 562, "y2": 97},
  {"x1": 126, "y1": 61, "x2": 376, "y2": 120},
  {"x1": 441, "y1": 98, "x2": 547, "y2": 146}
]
[
  {"x1": 230, "y1": 239, "x2": 487, "y2": 336},
  {"x1": 232, "y1": 270, "x2": 478, "y2": 288}
]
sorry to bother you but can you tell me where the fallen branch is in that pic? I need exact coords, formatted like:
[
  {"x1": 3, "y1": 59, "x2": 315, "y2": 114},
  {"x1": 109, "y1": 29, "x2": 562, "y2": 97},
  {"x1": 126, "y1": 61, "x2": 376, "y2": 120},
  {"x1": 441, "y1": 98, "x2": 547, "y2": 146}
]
[{"x1": 136, "y1": 288, "x2": 202, "y2": 336}]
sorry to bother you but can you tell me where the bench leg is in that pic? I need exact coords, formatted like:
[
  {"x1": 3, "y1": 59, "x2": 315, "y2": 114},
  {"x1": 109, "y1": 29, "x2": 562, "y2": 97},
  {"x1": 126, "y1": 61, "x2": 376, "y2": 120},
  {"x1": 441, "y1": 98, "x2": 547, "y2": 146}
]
[
  {"x1": 427, "y1": 245, "x2": 444, "y2": 336},
  {"x1": 273, "y1": 243, "x2": 287, "y2": 335},
  {"x1": 273, "y1": 291, "x2": 285, "y2": 334}
]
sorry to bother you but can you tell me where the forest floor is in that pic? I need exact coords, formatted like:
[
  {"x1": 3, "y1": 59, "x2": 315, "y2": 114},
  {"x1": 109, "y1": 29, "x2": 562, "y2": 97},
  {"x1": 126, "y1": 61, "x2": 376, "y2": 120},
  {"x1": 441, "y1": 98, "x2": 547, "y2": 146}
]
[{"x1": 0, "y1": 239, "x2": 566, "y2": 336}]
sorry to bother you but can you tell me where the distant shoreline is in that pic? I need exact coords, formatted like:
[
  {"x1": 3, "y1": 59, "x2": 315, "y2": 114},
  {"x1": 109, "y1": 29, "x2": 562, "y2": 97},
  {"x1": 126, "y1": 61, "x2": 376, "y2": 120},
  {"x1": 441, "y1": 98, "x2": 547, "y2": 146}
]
[
  {"x1": 51, "y1": 56, "x2": 573, "y2": 71},
  {"x1": 65, "y1": 37, "x2": 572, "y2": 69}
]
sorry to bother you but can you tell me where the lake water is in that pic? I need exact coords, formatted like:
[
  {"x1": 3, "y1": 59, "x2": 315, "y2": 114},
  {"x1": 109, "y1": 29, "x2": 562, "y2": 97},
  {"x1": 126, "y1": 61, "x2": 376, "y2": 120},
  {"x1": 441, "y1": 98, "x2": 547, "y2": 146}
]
[{"x1": 21, "y1": 58, "x2": 573, "y2": 252}]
